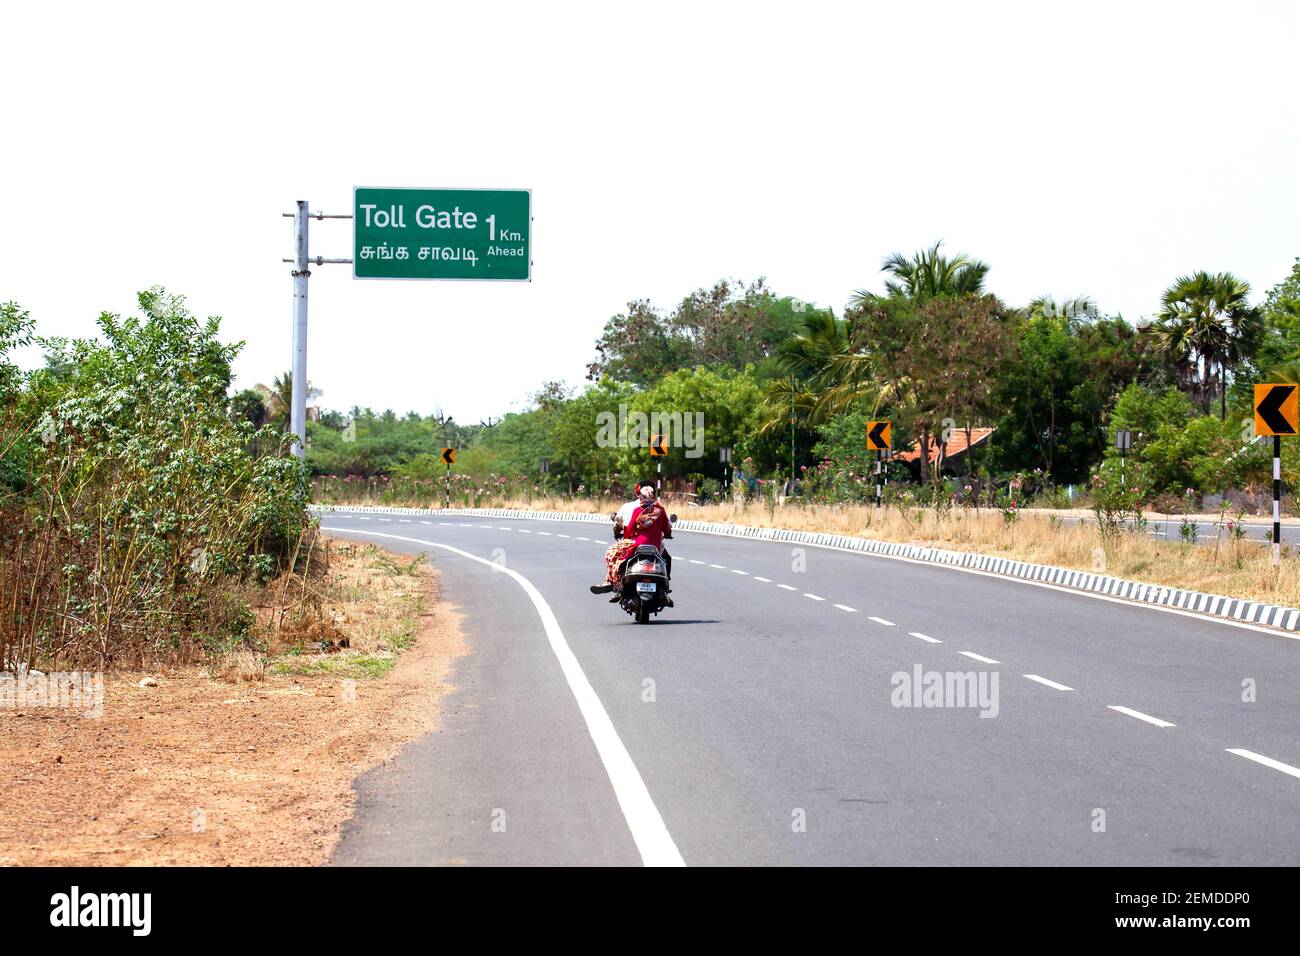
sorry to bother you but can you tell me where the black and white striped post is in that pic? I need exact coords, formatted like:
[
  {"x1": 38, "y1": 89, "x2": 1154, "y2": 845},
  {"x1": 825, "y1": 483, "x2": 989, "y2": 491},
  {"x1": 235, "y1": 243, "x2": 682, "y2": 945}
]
[
  {"x1": 1274, "y1": 435, "x2": 1282, "y2": 566},
  {"x1": 875, "y1": 452, "x2": 883, "y2": 510}
]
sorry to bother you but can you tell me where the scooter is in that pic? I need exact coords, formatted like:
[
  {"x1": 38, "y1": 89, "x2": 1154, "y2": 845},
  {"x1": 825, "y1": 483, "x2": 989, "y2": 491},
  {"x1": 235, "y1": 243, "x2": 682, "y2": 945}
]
[{"x1": 614, "y1": 514, "x2": 676, "y2": 624}]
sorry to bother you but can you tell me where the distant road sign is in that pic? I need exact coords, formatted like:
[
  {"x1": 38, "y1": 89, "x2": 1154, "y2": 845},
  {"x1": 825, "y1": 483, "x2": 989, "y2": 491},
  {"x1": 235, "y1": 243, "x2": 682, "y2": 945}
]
[
  {"x1": 650, "y1": 435, "x2": 669, "y2": 457},
  {"x1": 1255, "y1": 384, "x2": 1299, "y2": 436},
  {"x1": 540, "y1": 458, "x2": 550, "y2": 474},
  {"x1": 1115, "y1": 430, "x2": 1132, "y2": 451},
  {"x1": 866, "y1": 420, "x2": 892, "y2": 451},
  {"x1": 441, "y1": 447, "x2": 457, "y2": 465},
  {"x1": 720, "y1": 446, "x2": 732, "y2": 464},
  {"x1": 354, "y1": 187, "x2": 531, "y2": 281}
]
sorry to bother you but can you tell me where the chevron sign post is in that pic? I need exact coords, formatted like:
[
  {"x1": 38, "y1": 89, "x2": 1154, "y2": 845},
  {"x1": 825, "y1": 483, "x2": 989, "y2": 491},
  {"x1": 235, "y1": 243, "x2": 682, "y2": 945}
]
[{"x1": 1254, "y1": 384, "x2": 1299, "y2": 565}]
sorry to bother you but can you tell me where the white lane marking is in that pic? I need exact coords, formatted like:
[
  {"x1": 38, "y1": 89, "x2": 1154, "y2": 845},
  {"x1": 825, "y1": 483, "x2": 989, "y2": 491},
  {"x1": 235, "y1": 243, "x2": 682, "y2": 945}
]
[
  {"x1": 379, "y1": 518, "x2": 392, "y2": 522},
  {"x1": 709, "y1": 563, "x2": 726, "y2": 569},
  {"x1": 322, "y1": 527, "x2": 685, "y2": 867},
  {"x1": 1023, "y1": 674, "x2": 1074, "y2": 691},
  {"x1": 1226, "y1": 748, "x2": 1300, "y2": 780},
  {"x1": 576, "y1": 536, "x2": 591, "y2": 541},
  {"x1": 557, "y1": 533, "x2": 570, "y2": 538},
  {"x1": 730, "y1": 569, "x2": 748, "y2": 575},
  {"x1": 1108, "y1": 705, "x2": 1175, "y2": 728},
  {"x1": 479, "y1": 524, "x2": 493, "y2": 528},
  {"x1": 420, "y1": 520, "x2": 433, "y2": 525},
  {"x1": 439, "y1": 522, "x2": 452, "y2": 526},
  {"x1": 804, "y1": 593, "x2": 825, "y2": 601},
  {"x1": 778, "y1": 584, "x2": 797, "y2": 591},
  {"x1": 498, "y1": 526, "x2": 512, "y2": 531},
  {"x1": 399, "y1": 519, "x2": 412, "y2": 523},
  {"x1": 459, "y1": 523, "x2": 474, "y2": 527},
  {"x1": 909, "y1": 632, "x2": 942, "y2": 644},
  {"x1": 959, "y1": 651, "x2": 999, "y2": 664},
  {"x1": 537, "y1": 531, "x2": 551, "y2": 535},
  {"x1": 358, "y1": 517, "x2": 371, "y2": 520},
  {"x1": 518, "y1": 529, "x2": 531, "y2": 533},
  {"x1": 868, "y1": 616, "x2": 895, "y2": 627},
  {"x1": 689, "y1": 559, "x2": 705, "y2": 565},
  {"x1": 753, "y1": 576, "x2": 772, "y2": 583},
  {"x1": 834, "y1": 604, "x2": 857, "y2": 613}
]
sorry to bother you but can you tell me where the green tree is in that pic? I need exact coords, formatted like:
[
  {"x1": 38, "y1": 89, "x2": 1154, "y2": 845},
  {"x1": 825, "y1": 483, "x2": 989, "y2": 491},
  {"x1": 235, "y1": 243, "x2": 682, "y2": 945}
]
[{"x1": 1151, "y1": 271, "x2": 1261, "y2": 419}]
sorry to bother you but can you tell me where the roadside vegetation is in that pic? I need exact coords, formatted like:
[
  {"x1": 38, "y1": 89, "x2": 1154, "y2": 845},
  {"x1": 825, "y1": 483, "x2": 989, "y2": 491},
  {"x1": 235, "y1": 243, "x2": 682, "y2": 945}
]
[
  {"x1": 0, "y1": 290, "x2": 311, "y2": 670},
  {"x1": 306, "y1": 250, "x2": 1300, "y2": 521}
]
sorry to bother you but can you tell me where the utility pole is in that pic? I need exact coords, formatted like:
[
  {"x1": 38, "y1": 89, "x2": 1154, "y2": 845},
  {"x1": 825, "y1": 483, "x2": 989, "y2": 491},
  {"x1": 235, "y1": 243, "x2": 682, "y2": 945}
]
[
  {"x1": 290, "y1": 201, "x2": 309, "y2": 459},
  {"x1": 282, "y1": 201, "x2": 352, "y2": 461}
]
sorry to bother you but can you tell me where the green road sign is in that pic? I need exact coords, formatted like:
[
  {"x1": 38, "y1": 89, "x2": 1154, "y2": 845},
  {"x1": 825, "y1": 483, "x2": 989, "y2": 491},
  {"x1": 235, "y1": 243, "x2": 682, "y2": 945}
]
[{"x1": 353, "y1": 187, "x2": 531, "y2": 281}]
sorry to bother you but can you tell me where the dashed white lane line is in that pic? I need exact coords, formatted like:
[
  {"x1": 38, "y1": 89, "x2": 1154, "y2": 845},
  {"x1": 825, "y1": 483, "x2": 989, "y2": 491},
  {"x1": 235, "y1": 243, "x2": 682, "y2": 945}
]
[
  {"x1": 358, "y1": 517, "x2": 371, "y2": 520},
  {"x1": 379, "y1": 518, "x2": 392, "y2": 522},
  {"x1": 479, "y1": 524, "x2": 493, "y2": 528},
  {"x1": 323, "y1": 527, "x2": 685, "y2": 867},
  {"x1": 689, "y1": 559, "x2": 705, "y2": 565},
  {"x1": 730, "y1": 569, "x2": 748, "y2": 575},
  {"x1": 518, "y1": 529, "x2": 531, "y2": 533},
  {"x1": 709, "y1": 563, "x2": 726, "y2": 569},
  {"x1": 537, "y1": 531, "x2": 550, "y2": 535},
  {"x1": 420, "y1": 520, "x2": 433, "y2": 525},
  {"x1": 399, "y1": 519, "x2": 412, "y2": 523},
  {"x1": 1108, "y1": 705, "x2": 1175, "y2": 728},
  {"x1": 804, "y1": 593, "x2": 825, "y2": 601},
  {"x1": 1023, "y1": 674, "x2": 1074, "y2": 691},
  {"x1": 557, "y1": 533, "x2": 571, "y2": 538},
  {"x1": 777, "y1": 584, "x2": 798, "y2": 591},
  {"x1": 439, "y1": 522, "x2": 452, "y2": 526},
  {"x1": 576, "y1": 536, "x2": 591, "y2": 541},
  {"x1": 868, "y1": 616, "x2": 895, "y2": 627},
  {"x1": 1226, "y1": 748, "x2": 1300, "y2": 780},
  {"x1": 959, "y1": 651, "x2": 1000, "y2": 665},
  {"x1": 909, "y1": 632, "x2": 942, "y2": 644},
  {"x1": 833, "y1": 604, "x2": 857, "y2": 613},
  {"x1": 497, "y1": 526, "x2": 512, "y2": 531},
  {"x1": 753, "y1": 576, "x2": 772, "y2": 583}
]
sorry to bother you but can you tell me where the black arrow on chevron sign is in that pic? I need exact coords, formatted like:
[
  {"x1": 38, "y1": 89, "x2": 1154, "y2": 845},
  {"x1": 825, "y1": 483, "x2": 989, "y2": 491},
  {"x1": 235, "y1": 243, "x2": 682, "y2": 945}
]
[
  {"x1": 650, "y1": 435, "x2": 669, "y2": 457},
  {"x1": 867, "y1": 421, "x2": 890, "y2": 449},
  {"x1": 1258, "y1": 385, "x2": 1298, "y2": 435}
]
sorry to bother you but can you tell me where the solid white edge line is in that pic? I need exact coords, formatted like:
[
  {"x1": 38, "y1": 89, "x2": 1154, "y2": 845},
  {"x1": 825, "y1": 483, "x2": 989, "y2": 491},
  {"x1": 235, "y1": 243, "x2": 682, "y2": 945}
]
[
  {"x1": 958, "y1": 651, "x2": 999, "y2": 664},
  {"x1": 1108, "y1": 705, "x2": 1176, "y2": 728},
  {"x1": 909, "y1": 632, "x2": 942, "y2": 643},
  {"x1": 868, "y1": 616, "x2": 895, "y2": 627},
  {"x1": 322, "y1": 527, "x2": 685, "y2": 867},
  {"x1": 1023, "y1": 674, "x2": 1074, "y2": 691},
  {"x1": 1226, "y1": 748, "x2": 1300, "y2": 780}
]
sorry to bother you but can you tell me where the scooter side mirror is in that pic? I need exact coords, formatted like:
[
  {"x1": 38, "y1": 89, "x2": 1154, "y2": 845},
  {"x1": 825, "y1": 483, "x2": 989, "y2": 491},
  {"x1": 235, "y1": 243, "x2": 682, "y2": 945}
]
[{"x1": 669, "y1": 514, "x2": 677, "y2": 523}]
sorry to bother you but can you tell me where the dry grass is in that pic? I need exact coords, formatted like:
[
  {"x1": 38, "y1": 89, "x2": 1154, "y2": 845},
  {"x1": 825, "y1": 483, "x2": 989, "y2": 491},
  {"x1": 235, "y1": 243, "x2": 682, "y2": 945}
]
[{"x1": 320, "y1": 493, "x2": 1300, "y2": 609}]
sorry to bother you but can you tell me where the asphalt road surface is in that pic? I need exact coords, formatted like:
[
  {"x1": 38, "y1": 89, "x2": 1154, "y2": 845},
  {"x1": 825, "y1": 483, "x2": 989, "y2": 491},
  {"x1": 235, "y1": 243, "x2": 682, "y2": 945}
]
[{"x1": 321, "y1": 511, "x2": 1300, "y2": 866}]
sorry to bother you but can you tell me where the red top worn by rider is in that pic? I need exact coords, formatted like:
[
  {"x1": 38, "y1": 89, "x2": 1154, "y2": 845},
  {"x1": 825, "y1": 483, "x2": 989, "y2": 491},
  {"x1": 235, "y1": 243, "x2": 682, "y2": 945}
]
[{"x1": 624, "y1": 499, "x2": 672, "y2": 549}]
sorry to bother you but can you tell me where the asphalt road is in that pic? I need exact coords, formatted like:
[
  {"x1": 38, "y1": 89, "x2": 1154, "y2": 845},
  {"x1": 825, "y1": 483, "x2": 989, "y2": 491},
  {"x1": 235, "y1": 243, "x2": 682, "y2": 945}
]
[{"x1": 322, "y1": 511, "x2": 1300, "y2": 866}]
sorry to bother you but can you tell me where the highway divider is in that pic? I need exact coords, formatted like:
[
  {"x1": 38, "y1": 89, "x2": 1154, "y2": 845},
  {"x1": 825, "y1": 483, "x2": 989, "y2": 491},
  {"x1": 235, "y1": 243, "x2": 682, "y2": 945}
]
[{"x1": 310, "y1": 505, "x2": 1300, "y2": 633}]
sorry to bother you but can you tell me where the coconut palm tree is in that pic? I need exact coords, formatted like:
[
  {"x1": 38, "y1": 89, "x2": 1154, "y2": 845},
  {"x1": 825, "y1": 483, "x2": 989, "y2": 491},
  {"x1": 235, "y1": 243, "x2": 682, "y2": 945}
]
[
  {"x1": 1152, "y1": 271, "x2": 1261, "y2": 419},
  {"x1": 849, "y1": 240, "x2": 990, "y2": 308}
]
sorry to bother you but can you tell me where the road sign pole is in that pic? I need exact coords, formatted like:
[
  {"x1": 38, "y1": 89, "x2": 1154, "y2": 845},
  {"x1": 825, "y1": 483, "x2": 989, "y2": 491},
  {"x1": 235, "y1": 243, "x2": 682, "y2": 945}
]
[
  {"x1": 1120, "y1": 446, "x2": 1126, "y2": 490},
  {"x1": 290, "y1": 200, "x2": 309, "y2": 461},
  {"x1": 445, "y1": 460, "x2": 451, "y2": 509},
  {"x1": 875, "y1": 452, "x2": 882, "y2": 510},
  {"x1": 1274, "y1": 435, "x2": 1282, "y2": 566}
]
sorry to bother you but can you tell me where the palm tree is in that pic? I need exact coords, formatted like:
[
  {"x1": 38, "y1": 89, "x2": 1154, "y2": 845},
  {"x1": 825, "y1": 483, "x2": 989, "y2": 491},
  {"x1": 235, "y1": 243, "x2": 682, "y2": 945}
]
[
  {"x1": 260, "y1": 371, "x2": 321, "y2": 432},
  {"x1": 850, "y1": 240, "x2": 990, "y2": 308},
  {"x1": 1152, "y1": 272, "x2": 1261, "y2": 419}
]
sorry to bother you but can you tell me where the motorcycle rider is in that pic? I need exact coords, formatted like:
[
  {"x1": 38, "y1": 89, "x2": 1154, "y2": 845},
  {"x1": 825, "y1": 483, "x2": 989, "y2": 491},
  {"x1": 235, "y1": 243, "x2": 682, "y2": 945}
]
[{"x1": 591, "y1": 482, "x2": 673, "y2": 603}]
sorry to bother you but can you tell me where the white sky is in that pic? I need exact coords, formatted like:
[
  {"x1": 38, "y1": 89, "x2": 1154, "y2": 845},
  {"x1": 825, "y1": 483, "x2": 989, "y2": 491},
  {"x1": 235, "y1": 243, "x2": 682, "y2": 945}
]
[{"x1": 4, "y1": 1, "x2": 1298, "y2": 422}]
